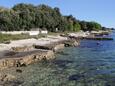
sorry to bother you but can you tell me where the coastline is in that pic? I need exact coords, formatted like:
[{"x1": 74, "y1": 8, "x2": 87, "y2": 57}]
[
  {"x1": 0, "y1": 34, "x2": 81, "y2": 85},
  {"x1": 0, "y1": 34, "x2": 80, "y2": 70},
  {"x1": 0, "y1": 2, "x2": 114, "y2": 85},
  {"x1": 0, "y1": 30, "x2": 112, "y2": 70},
  {"x1": 0, "y1": 30, "x2": 113, "y2": 85}
]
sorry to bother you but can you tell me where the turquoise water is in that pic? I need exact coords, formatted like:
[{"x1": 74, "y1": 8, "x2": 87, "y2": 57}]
[{"x1": 2, "y1": 32, "x2": 115, "y2": 86}]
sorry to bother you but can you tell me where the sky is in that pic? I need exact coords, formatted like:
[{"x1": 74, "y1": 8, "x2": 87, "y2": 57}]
[{"x1": 0, "y1": 0, "x2": 115, "y2": 28}]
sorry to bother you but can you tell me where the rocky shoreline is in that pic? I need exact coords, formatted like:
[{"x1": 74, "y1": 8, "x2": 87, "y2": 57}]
[
  {"x1": 0, "y1": 35, "x2": 80, "y2": 70},
  {"x1": 0, "y1": 34, "x2": 81, "y2": 85},
  {"x1": 0, "y1": 31, "x2": 112, "y2": 85},
  {"x1": 0, "y1": 30, "x2": 111, "y2": 70}
]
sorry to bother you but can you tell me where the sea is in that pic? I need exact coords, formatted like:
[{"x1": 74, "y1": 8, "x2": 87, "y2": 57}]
[{"x1": 2, "y1": 31, "x2": 115, "y2": 86}]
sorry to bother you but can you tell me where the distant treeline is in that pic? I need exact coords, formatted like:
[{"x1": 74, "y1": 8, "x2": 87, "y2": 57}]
[{"x1": 0, "y1": 3, "x2": 112, "y2": 32}]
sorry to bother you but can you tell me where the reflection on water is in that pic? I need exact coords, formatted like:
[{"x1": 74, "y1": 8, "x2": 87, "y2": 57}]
[{"x1": 1, "y1": 32, "x2": 115, "y2": 86}]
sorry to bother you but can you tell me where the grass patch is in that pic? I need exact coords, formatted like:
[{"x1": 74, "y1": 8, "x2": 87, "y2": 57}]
[
  {"x1": 0, "y1": 33, "x2": 47, "y2": 43},
  {"x1": 0, "y1": 33, "x2": 30, "y2": 43}
]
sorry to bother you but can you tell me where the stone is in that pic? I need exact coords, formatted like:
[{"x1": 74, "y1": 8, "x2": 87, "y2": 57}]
[
  {"x1": 11, "y1": 46, "x2": 34, "y2": 52},
  {"x1": 0, "y1": 50, "x2": 54, "y2": 69},
  {"x1": 53, "y1": 44, "x2": 64, "y2": 52},
  {"x1": 16, "y1": 69, "x2": 22, "y2": 73},
  {"x1": 64, "y1": 40, "x2": 79, "y2": 47},
  {"x1": 0, "y1": 74, "x2": 16, "y2": 82},
  {"x1": 68, "y1": 74, "x2": 84, "y2": 81}
]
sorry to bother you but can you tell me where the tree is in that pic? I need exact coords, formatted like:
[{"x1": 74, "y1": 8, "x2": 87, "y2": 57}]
[
  {"x1": 12, "y1": 3, "x2": 36, "y2": 30},
  {"x1": 87, "y1": 21, "x2": 102, "y2": 31},
  {"x1": 0, "y1": 10, "x2": 13, "y2": 31},
  {"x1": 79, "y1": 21, "x2": 88, "y2": 31},
  {"x1": 73, "y1": 22, "x2": 81, "y2": 32},
  {"x1": 0, "y1": 3, "x2": 103, "y2": 32}
]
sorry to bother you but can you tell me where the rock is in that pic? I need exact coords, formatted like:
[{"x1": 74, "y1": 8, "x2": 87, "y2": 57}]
[
  {"x1": 34, "y1": 43, "x2": 65, "y2": 52},
  {"x1": 0, "y1": 74, "x2": 23, "y2": 86},
  {"x1": 60, "y1": 34, "x2": 68, "y2": 37},
  {"x1": 2, "y1": 80, "x2": 24, "y2": 86},
  {"x1": 64, "y1": 40, "x2": 79, "y2": 47},
  {"x1": 73, "y1": 41, "x2": 80, "y2": 46},
  {"x1": 68, "y1": 74, "x2": 84, "y2": 81},
  {"x1": 0, "y1": 59, "x2": 17, "y2": 69},
  {"x1": 34, "y1": 44, "x2": 53, "y2": 50},
  {"x1": 3, "y1": 41, "x2": 11, "y2": 44},
  {"x1": 57, "y1": 51, "x2": 69, "y2": 56},
  {"x1": 53, "y1": 44, "x2": 64, "y2": 52},
  {"x1": 4, "y1": 51, "x2": 17, "y2": 56},
  {"x1": 53, "y1": 59, "x2": 73, "y2": 68},
  {"x1": 16, "y1": 69, "x2": 22, "y2": 73},
  {"x1": 0, "y1": 74, "x2": 16, "y2": 82},
  {"x1": 0, "y1": 50, "x2": 55, "y2": 69},
  {"x1": 11, "y1": 46, "x2": 34, "y2": 52}
]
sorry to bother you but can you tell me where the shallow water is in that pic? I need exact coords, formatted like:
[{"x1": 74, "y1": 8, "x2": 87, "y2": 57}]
[{"x1": 2, "y1": 32, "x2": 115, "y2": 86}]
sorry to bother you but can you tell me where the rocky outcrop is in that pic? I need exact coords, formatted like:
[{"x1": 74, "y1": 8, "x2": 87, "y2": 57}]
[
  {"x1": 34, "y1": 43, "x2": 65, "y2": 52},
  {"x1": 0, "y1": 50, "x2": 54, "y2": 69},
  {"x1": 64, "y1": 40, "x2": 80, "y2": 47},
  {"x1": 0, "y1": 35, "x2": 80, "y2": 70},
  {"x1": 34, "y1": 44, "x2": 53, "y2": 50},
  {"x1": 53, "y1": 44, "x2": 64, "y2": 52},
  {"x1": 11, "y1": 46, "x2": 34, "y2": 52}
]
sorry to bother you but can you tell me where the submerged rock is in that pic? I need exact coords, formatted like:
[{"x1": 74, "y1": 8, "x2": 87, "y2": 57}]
[
  {"x1": 68, "y1": 74, "x2": 84, "y2": 81},
  {"x1": 0, "y1": 74, "x2": 16, "y2": 82},
  {"x1": 53, "y1": 60, "x2": 73, "y2": 68},
  {"x1": 56, "y1": 51, "x2": 69, "y2": 56},
  {"x1": 16, "y1": 69, "x2": 22, "y2": 73},
  {"x1": 1, "y1": 80, "x2": 24, "y2": 86}
]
